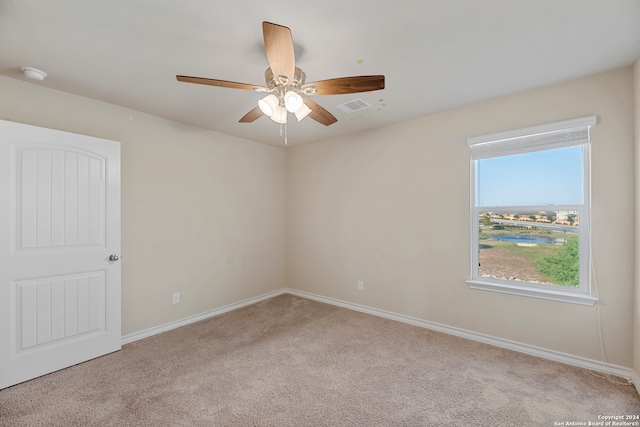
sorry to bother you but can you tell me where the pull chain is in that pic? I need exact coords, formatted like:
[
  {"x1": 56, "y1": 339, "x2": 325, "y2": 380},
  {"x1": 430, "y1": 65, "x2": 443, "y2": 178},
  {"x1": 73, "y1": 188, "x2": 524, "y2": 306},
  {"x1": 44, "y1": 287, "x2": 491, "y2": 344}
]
[{"x1": 279, "y1": 122, "x2": 288, "y2": 146}]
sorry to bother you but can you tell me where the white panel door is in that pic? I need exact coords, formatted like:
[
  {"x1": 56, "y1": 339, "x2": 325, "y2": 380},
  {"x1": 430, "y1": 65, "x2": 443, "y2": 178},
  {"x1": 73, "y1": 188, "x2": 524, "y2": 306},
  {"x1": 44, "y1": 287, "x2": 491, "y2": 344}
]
[{"x1": 0, "y1": 120, "x2": 121, "y2": 389}]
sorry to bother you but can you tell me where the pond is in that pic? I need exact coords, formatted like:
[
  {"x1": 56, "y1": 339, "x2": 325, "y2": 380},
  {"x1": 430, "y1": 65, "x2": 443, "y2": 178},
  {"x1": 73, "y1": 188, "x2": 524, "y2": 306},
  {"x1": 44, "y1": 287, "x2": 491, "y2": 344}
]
[{"x1": 489, "y1": 234, "x2": 559, "y2": 245}]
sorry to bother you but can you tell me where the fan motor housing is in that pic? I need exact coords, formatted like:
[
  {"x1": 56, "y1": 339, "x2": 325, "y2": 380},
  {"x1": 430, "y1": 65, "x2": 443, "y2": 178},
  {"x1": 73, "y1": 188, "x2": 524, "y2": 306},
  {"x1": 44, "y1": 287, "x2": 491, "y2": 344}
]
[{"x1": 265, "y1": 67, "x2": 306, "y2": 89}]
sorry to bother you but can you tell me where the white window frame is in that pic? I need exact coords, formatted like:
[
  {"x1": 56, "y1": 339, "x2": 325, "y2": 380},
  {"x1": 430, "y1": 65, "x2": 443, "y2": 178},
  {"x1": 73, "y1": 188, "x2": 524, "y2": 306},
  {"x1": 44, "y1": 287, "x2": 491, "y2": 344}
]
[{"x1": 467, "y1": 116, "x2": 598, "y2": 306}]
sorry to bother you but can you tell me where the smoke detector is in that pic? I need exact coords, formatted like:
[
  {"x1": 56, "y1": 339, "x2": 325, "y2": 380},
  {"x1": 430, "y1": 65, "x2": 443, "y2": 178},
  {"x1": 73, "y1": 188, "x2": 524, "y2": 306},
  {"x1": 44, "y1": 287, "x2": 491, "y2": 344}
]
[{"x1": 21, "y1": 67, "x2": 47, "y2": 81}]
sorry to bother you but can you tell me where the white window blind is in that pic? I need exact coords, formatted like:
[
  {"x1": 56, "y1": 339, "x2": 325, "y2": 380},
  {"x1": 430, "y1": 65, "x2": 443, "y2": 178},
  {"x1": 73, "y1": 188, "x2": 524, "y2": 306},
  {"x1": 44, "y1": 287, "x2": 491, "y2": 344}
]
[{"x1": 468, "y1": 115, "x2": 596, "y2": 160}]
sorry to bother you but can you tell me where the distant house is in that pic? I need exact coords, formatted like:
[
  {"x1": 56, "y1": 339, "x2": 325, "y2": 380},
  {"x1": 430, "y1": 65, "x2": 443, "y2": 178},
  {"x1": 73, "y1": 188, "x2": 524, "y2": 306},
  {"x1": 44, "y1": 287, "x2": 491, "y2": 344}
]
[{"x1": 556, "y1": 210, "x2": 578, "y2": 221}]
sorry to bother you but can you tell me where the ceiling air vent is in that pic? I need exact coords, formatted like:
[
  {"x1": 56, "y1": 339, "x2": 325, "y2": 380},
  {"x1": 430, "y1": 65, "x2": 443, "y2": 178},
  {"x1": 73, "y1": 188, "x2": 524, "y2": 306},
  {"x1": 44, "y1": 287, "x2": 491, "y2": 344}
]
[{"x1": 335, "y1": 98, "x2": 371, "y2": 114}]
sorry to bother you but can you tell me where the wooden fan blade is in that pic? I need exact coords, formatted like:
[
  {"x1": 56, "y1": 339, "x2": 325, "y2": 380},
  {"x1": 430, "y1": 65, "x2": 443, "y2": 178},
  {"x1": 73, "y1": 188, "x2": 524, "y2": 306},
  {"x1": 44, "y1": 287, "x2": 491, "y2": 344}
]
[
  {"x1": 304, "y1": 98, "x2": 337, "y2": 126},
  {"x1": 176, "y1": 75, "x2": 262, "y2": 91},
  {"x1": 262, "y1": 22, "x2": 295, "y2": 83},
  {"x1": 239, "y1": 106, "x2": 263, "y2": 123},
  {"x1": 302, "y1": 75, "x2": 385, "y2": 95}
]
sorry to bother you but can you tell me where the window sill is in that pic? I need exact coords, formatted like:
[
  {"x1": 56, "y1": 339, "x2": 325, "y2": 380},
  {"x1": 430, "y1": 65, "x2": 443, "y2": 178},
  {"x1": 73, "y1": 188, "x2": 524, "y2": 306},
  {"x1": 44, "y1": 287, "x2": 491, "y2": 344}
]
[{"x1": 466, "y1": 280, "x2": 598, "y2": 306}]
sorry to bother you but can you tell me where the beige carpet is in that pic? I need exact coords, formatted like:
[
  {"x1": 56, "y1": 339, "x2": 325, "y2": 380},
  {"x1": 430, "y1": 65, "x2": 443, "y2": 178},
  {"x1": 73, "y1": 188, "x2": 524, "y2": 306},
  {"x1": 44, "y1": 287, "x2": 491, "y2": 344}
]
[{"x1": 1, "y1": 294, "x2": 638, "y2": 426}]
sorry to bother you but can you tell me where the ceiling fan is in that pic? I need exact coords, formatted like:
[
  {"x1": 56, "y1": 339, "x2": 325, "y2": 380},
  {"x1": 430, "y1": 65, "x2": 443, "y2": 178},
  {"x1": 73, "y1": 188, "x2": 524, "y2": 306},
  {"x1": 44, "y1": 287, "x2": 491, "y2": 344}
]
[{"x1": 176, "y1": 22, "x2": 385, "y2": 128}]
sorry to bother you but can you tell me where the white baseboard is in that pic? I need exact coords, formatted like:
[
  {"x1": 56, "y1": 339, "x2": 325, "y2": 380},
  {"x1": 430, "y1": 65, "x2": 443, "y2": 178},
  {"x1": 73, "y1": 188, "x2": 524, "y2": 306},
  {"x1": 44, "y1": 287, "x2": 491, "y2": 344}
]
[
  {"x1": 121, "y1": 289, "x2": 286, "y2": 345},
  {"x1": 121, "y1": 287, "x2": 635, "y2": 384},
  {"x1": 285, "y1": 289, "x2": 635, "y2": 382}
]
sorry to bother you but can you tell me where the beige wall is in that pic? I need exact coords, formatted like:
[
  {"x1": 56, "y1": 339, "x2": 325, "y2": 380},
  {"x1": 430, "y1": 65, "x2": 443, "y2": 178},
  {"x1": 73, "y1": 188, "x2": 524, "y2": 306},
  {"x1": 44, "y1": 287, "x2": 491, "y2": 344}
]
[
  {"x1": 634, "y1": 59, "x2": 640, "y2": 383},
  {"x1": 0, "y1": 75, "x2": 287, "y2": 336},
  {"x1": 287, "y1": 67, "x2": 636, "y2": 367},
  {"x1": 0, "y1": 66, "x2": 636, "y2": 370}
]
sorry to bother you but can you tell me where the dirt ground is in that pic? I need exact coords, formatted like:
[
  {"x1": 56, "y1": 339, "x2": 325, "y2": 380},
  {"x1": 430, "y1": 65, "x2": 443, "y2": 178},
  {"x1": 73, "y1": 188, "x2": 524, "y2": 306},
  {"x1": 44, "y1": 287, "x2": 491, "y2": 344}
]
[{"x1": 479, "y1": 247, "x2": 550, "y2": 283}]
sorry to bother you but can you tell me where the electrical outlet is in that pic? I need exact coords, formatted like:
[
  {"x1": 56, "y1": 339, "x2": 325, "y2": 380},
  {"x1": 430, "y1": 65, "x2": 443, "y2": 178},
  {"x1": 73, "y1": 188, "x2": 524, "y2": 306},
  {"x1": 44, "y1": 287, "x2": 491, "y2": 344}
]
[
  {"x1": 172, "y1": 292, "x2": 180, "y2": 304},
  {"x1": 357, "y1": 281, "x2": 364, "y2": 291}
]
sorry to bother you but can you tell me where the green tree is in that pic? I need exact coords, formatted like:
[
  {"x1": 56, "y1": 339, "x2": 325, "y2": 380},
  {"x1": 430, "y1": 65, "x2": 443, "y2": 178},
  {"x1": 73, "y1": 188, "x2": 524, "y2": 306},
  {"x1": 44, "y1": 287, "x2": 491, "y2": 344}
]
[
  {"x1": 480, "y1": 214, "x2": 492, "y2": 226},
  {"x1": 536, "y1": 236, "x2": 579, "y2": 287}
]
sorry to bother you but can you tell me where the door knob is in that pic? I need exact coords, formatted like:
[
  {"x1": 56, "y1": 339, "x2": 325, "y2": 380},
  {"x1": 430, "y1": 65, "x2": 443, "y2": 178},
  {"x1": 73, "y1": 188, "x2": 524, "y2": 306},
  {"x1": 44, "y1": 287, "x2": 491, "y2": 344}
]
[{"x1": 109, "y1": 254, "x2": 119, "y2": 262}]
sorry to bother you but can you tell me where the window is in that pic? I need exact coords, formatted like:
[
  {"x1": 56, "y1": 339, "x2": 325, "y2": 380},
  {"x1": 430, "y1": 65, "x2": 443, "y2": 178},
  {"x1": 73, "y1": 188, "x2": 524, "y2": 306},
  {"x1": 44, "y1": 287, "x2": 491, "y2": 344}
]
[{"x1": 467, "y1": 116, "x2": 597, "y2": 306}]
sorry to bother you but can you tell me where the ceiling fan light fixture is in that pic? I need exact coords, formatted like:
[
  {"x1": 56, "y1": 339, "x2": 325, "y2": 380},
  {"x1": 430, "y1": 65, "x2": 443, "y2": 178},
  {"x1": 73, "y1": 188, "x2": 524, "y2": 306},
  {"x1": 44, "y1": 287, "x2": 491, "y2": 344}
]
[
  {"x1": 284, "y1": 90, "x2": 303, "y2": 113},
  {"x1": 294, "y1": 103, "x2": 312, "y2": 122},
  {"x1": 258, "y1": 94, "x2": 279, "y2": 117},
  {"x1": 270, "y1": 105, "x2": 287, "y2": 124},
  {"x1": 177, "y1": 22, "x2": 384, "y2": 132}
]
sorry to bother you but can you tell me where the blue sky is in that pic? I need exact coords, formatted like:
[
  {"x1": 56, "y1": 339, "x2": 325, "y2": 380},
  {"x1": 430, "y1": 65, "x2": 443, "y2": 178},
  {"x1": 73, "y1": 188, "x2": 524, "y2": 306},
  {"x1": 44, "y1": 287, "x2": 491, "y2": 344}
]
[{"x1": 476, "y1": 146, "x2": 583, "y2": 207}]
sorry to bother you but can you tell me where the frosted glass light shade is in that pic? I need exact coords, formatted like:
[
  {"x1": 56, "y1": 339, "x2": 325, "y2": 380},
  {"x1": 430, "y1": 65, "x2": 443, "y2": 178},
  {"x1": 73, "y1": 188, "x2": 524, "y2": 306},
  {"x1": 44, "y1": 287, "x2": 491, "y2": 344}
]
[
  {"x1": 294, "y1": 103, "x2": 312, "y2": 122},
  {"x1": 270, "y1": 105, "x2": 287, "y2": 124},
  {"x1": 258, "y1": 94, "x2": 279, "y2": 117},
  {"x1": 284, "y1": 91, "x2": 303, "y2": 113}
]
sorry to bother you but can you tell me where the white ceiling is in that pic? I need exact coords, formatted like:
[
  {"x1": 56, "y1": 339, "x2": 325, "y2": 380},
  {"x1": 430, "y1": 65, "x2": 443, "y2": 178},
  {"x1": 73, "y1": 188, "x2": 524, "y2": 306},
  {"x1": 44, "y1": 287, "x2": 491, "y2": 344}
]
[{"x1": 1, "y1": 0, "x2": 639, "y2": 148}]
